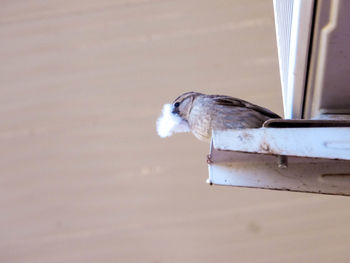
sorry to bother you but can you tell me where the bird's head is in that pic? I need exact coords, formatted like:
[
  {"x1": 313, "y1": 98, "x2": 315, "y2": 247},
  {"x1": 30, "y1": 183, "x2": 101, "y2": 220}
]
[
  {"x1": 156, "y1": 92, "x2": 201, "y2": 138},
  {"x1": 172, "y1": 92, "x2": 201, "y2": 121}
]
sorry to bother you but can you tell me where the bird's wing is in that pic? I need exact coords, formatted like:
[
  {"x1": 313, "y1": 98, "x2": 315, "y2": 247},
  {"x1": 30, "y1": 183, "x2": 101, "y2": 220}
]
[{"x1": 211, "y1": 95, "x2": 281, "y2": 119}]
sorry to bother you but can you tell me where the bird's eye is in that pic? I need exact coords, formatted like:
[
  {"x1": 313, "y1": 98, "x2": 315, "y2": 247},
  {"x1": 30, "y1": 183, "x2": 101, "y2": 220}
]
[{"x1": 174, "y1": 102, "x2": 180, "y2": 107}]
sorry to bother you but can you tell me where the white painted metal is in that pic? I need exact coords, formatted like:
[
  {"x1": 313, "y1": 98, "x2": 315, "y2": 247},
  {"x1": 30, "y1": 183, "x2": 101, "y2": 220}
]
[
  {"x1": 212, "y1": 128, "x2": 350, "y2": 160},
  {"x1": 208, "y1": 159, "x2": 350, "y2": 196},
  {"x1": 273, "y1": 0, "x2": 294, "y2": 117},
  {"x1": 273, "y1": 0, "x2": 314, "y2": 119},
  {"x1": 207, "y1": 147, "x2": 350, "y2": 195},
  {"x1": 286, "y1": 0, "x2": 314, "y2": 119}
]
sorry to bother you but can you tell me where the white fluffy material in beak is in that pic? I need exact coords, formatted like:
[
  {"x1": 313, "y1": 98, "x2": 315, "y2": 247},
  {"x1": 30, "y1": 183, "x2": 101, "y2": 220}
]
[{"x1": 156, "y1": 104, "x2": 190, "y2": 138}]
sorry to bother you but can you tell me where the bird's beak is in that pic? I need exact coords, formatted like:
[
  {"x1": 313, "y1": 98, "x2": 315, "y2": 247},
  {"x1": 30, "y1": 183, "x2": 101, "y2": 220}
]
[{"x1": 171, "y1": 106, "x2": 178, "y2": 115}]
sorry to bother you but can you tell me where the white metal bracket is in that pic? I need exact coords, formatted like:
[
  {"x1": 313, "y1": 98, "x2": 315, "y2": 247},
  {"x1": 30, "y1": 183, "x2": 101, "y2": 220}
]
[{"x1": 207, "y1": 120, "x2": 350, "y2": 196}]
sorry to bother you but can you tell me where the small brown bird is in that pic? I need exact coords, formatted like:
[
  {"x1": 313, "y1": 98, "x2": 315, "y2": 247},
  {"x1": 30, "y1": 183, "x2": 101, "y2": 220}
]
[{"x1": 157, "y1": 92, "x2": 281, "y2": 143}]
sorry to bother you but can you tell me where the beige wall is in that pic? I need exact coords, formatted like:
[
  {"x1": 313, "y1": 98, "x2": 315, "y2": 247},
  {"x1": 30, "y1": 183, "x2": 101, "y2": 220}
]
[{"x1": 1, "y1": 1, "x2": 350, "y2": 262}]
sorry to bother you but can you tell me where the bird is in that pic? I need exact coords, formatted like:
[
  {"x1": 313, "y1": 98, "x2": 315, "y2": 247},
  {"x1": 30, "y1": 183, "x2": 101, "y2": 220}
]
[{"x1": 156, "y1": 92, "x2": 281, "y2": 143}]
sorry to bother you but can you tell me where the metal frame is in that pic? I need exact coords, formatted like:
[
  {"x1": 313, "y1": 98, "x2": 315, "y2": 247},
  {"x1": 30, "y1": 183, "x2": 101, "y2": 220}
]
[
  {"x1": 208, "y1": 149, "x2": 350, "y2": 196},
  {"x1": 207, "y1": 120, "x2": 350, "y2": 195}
]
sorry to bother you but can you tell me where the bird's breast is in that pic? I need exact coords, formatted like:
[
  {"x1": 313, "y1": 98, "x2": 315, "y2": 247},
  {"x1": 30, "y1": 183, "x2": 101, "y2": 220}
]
[{"x1": 188, "y1": 102, "x2": 212, "y2": 142}]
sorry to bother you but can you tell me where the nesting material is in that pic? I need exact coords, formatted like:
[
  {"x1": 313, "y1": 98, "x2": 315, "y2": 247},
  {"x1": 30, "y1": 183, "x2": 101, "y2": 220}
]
[{"x1": 156, "y1": 104, "x2": 190, "y2": 138}]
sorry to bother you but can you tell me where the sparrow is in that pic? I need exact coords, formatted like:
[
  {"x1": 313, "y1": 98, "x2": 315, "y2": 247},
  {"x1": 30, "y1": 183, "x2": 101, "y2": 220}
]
[{"x1": 156, "y1": 92, "x2": 281, "y2": 143}]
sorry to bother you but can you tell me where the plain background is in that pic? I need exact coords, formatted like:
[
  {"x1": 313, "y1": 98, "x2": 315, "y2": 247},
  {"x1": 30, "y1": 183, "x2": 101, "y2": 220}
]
[{"x1": 1, "y1": 0, "x2": 350, "y2": 262}]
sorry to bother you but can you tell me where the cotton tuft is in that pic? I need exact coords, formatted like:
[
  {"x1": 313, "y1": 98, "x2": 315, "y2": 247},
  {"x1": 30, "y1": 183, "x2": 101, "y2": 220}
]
[{"x1": 156, "y1": 104, "x2": 190, "y2": 138}]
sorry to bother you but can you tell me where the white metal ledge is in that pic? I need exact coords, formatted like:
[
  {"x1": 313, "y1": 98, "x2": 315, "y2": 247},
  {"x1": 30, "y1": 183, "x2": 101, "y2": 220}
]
[
  {"x1": 207, "y1": 120, "x2": 350, "y2": 195},
  {"x1": 208, "y1": 150, "x2": 350, "y2": 196},
  {"x1": 212, "y1": 127, "x2": 350, "y2": 161}
]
